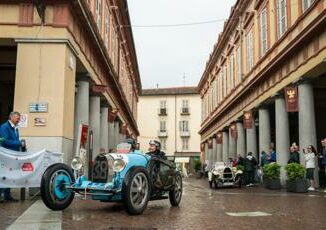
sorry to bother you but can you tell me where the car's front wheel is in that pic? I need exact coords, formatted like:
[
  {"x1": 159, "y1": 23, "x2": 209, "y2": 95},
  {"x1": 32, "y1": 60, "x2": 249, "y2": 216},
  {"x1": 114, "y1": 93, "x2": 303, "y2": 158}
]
[
  {"x1": 169, "y1": 173, "x2": 182, "y2": 206},
  {"x1": 123, "y1": 168, "x2": 150, "y2": 215},
  {"x1": 235, "y1": 175, "x2": 242, "y2": 188},
  {"x1": 40, "y1": 163, "x2": 75, "y2": 211}
]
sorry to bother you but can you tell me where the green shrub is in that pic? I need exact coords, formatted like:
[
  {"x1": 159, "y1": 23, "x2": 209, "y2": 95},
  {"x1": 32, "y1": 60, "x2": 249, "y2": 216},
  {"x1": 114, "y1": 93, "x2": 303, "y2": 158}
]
[
  {"x1": 263, "y1": 163, "x2": 281, "y2": 179},
  {"x1": 285, "y1": 163, "x2": 305, "y2": 181},
  {"x1": 193, "y1": 158, "x2": 202, "y2": 172},
  {"x1": 236, "y1": 165, "x2": 244, "y2": 171}
]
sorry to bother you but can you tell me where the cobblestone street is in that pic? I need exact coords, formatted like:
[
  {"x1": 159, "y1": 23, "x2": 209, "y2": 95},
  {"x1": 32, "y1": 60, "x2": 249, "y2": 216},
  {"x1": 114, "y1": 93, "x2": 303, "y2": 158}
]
[{"x1": 1, "y1": 178, "x2": 326, "y2": 230}]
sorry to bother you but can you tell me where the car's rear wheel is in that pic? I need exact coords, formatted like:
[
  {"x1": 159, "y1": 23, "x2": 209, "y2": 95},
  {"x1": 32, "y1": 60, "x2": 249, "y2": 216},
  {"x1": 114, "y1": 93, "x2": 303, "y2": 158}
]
[
  {"x1": 169, "y1": 173, "x2": 182, "y2": 207},
  {"x1": 41, "y1": 163, "x2": 75, "y2": 211},
  {"x1": 123, "y1": 168, "x2": 150, "y2": 215}
]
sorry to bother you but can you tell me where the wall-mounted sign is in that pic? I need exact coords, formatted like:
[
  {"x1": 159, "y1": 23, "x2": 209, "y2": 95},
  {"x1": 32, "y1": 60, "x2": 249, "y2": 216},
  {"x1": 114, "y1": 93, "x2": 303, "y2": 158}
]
[
  {"x1": 285, "y1": 86, "x2": 299, "y2": 112},
  {"x1": 243, "y1": 111, "x2": 253, "y2": 129},
  {"x1": 34, "y1": 117, "x2": 46, "y2": 126},
  {"x1": 216, "y1": 132, "x2": 223, "y2": 144},
  {"x1": 17, "y1": 114, "x2": 28, "y2": 128},
  {"x1": 29, "y1": 103, "x2": 48, "y2": 113}
]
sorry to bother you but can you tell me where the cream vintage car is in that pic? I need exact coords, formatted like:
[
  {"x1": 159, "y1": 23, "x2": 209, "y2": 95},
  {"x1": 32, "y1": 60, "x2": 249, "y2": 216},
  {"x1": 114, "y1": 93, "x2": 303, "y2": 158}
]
[{"x1": 208, "y1": 162, "x2": 243, "y2": 189}]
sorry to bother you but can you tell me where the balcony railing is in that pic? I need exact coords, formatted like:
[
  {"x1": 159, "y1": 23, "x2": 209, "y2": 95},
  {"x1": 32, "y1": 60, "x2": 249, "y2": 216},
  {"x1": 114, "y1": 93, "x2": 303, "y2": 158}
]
[
  {"x1": 180, "y1": 107, "x2": 190, "y2": 115},
  {"x1": 180, "y1": 131, "x2": 190, "y2": 137},
  {"x1": 158, "y1": 108, "x2": 167, "y2": 116},
  {"x1": 158, "y1": 130, "x2": 168, "y2": 137}
]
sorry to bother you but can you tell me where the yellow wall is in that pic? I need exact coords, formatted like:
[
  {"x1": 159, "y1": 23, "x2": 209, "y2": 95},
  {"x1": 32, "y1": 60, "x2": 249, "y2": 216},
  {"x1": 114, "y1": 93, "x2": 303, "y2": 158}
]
[{"x1": 14, "y1": 43, "x2": 76, "y2": 140}]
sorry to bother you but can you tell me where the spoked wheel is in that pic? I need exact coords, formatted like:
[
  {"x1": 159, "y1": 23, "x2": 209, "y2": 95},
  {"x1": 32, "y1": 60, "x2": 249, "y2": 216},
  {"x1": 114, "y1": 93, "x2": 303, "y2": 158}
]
[
  {"x1": 169, "y1": 173, "x2": 182, "y2": 207},
  {"x1": 41, "y1": 163, "x2": 75, "y2": 211},
  {"x1": 123, "y1": 168, "x2": 150, "y2": 215}
]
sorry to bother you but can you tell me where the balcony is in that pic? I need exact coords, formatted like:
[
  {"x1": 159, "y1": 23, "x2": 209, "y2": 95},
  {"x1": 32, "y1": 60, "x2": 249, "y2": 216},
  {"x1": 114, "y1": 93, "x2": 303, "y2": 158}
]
[
  {"x1": 180, "y1": 131, "x2": 190, "y2": 137},
  {"x1": 158, "y1": 108, "x2": 167, "y2": 116},
  {"x1": 158, "y1": 130, "x2": 168, "y2": 137},
  {"x1": 180, "y1": 107, "x2": 190, "y2": 115}
]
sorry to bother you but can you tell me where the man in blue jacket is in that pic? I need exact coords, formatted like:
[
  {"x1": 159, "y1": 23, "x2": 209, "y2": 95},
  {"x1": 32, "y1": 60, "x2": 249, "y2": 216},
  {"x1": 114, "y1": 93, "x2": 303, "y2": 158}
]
[{"x1": 0, "y1": 111, "x2": 22, "y2": 202}]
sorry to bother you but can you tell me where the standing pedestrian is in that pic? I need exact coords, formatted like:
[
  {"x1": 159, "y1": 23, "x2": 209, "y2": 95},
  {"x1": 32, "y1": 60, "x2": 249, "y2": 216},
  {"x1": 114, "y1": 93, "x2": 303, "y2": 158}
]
[
  {"x1": 260, "y1": 151, "x2": 268, "y2": 167},
  {"x1": 304, "y1": 145, "x2": 316, "y2": 191},
  {"x1": 288, "y1": 145, "x2": 300, "y2": 164},
  {"x1": 319, "y1": 138, "x2": 326, "y2": 191},
  {"x1": 0, "y1": 111, "x2": 22, "y2": 202},
  {"x1": 267, "y1": 147, "x2": 277, "y2": 164},
  {"x1": 244, "y1": 152, "x2": 257, "y2": 187}
]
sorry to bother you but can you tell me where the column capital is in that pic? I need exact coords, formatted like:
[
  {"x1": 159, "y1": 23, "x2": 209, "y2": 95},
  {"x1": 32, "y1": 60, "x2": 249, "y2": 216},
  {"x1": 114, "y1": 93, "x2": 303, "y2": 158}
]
[{"x1": 77, "y1": 72, "x2": 91, "y2": 82}]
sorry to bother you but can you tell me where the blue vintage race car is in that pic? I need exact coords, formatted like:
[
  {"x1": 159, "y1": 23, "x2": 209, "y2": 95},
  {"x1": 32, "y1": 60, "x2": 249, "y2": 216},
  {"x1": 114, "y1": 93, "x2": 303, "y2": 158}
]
[{"x1": 40, "y1": 143, "x2": 182, "y2": 215}]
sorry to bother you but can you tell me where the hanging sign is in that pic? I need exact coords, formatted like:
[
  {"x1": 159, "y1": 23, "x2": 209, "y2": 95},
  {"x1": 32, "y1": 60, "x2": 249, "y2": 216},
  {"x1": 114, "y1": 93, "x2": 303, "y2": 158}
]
[
  {"x1": 285, "y1": 86, "x2": 299, "y2": 112},
  {"x1": 108, "y1": 109, "x2": 118, "y2": 123},
  {"x1": 230, "y1": 123, "x2": 238, "y2": 139},
  {"x1": 243, "y1": 111, "x2": 253, "y2": 129},
  {"x1": 208, "y1": 138, "x2": 213, "y2": 149},
  {"x1": 216, "y1": 132, "x2": 223, "y2": 144},
  {"x1": 75, "y1": 124, "x2": 89, "y2": 159}
]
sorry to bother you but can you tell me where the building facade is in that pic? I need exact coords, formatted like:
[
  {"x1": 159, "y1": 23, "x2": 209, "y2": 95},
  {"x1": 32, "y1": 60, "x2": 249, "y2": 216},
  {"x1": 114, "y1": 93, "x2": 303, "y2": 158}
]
[
  {"x1": 0, "y1": 1, "x2": 141, "y2": 165},
  {"x1": 138, "y1": 87, "x2": 201, "y2": 172},
  {"x1": 198, "y1": 0, "x2": 326, "y2": 184}
]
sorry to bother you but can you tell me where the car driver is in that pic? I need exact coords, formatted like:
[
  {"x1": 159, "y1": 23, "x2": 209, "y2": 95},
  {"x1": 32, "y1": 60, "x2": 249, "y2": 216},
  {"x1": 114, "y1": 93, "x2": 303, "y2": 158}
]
[{"x1": 147, "y1": 140, "x2": 166, "y2": 159}]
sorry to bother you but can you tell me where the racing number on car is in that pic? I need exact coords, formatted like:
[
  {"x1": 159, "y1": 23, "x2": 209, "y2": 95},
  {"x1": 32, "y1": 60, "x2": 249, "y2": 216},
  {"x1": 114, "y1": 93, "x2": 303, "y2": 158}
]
[{"x1": 93, "y1": 159, "x2": 108, "y2": 181}]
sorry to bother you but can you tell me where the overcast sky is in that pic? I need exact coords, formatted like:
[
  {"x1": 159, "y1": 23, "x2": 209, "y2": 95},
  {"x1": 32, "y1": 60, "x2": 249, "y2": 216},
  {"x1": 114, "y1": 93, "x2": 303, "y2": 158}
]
[{"x1": 127, "y1": 0, "x2": 237, "y2": 89}]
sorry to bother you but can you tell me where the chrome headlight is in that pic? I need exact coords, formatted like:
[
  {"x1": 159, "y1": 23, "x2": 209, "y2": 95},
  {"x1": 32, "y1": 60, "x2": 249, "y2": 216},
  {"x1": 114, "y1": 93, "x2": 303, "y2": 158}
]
[
  {"x1": 113, "y1": 159, "x2": 126, "y2": 172},
  {"x1": 71, "y1": 156, "x2": 83, "y2": 171}
]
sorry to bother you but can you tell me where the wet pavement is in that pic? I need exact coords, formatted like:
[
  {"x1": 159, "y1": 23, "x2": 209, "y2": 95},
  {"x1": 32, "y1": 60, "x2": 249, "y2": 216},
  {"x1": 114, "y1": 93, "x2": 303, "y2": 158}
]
[{"x1": 1, "y1": 178, "x2": 326, "y2": 230}]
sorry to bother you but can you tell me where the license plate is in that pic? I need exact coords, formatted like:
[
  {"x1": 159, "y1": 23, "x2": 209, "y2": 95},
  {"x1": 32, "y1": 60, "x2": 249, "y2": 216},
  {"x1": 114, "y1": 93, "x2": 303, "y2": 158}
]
[{"x1": 223, "y1": 182, "x2": 234, "y2": 186}]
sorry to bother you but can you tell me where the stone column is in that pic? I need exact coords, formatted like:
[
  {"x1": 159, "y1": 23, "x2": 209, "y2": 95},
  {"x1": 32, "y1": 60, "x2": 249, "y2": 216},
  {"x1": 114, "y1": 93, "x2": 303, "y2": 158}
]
[
  {"x1": 205, "y1": 142, "x2": 209, "y2": 163},
  {"x1": 246, "y1": 118, "x2": 258, "y2": 159},
  {"x1": 275, "y1": 96, "x2": 290, "y2": 185},
  {"x1": 114, "y1": 121, "x2": 120, "y2": 147},
  {"x1": 14, "y1": 42, "x2": 76, "y2": 164},
  {"x1": 222, "y1": 131, "x2": 229, "y2": 163},
  {"x1": 236, "y1": 122, "x2": 246, "y2": 157},
  {"x1": 100, "y1": 106, "x2": 109, "y2": 153},
  {"x1": 229, "y1": 131, "x2": 237, "y2": 159},
  {"x1": 217, "y1": 141, "x2": 223, "y2": 162},
  {"x1": 298, "y1": 82, "x2": 318, "y2": 185},
  {"x1": 89, "y1": 96, "x2": 100, "y2": 159},
  {"x1": 73, "y1": 77, "x2": 90, "y2": 176},
  {"x1": 259, "y1": 107, "x2": 271, "y2": 155},
  {"x1": 108, "y1": 121, "x2": 115, "y2": 150},
  {"x1": 212, "y1": 137, "x2": 217, "y2": 163}
]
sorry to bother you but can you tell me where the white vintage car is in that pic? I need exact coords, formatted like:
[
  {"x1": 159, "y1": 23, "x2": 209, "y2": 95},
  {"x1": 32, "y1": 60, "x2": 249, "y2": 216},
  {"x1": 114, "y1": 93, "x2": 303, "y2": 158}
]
[{"x1": 208, "y1": 162, "x2": 243, "y2": 188}]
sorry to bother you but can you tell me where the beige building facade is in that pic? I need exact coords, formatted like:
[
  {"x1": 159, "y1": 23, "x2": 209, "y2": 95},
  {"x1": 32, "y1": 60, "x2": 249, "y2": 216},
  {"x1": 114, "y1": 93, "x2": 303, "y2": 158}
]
[
  {"x1": 0, "y1": 1, "x2": 141, "y2": 164},
  {"x1": 198, "y1": 0, "x2": 326, "y2": 185},
  {"x1": 138, "y1": 87, "x2": 201, "y2": 172}
]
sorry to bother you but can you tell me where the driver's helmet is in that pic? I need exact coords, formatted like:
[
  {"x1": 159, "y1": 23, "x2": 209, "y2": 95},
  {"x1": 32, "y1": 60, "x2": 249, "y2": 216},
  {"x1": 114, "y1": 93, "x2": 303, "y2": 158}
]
[
  {"x1": 149, "y1": 140, "x2": 161, "y2": 150},
  {"x1": 124, "y1": 138, "x2": 136, "y2": 149}
]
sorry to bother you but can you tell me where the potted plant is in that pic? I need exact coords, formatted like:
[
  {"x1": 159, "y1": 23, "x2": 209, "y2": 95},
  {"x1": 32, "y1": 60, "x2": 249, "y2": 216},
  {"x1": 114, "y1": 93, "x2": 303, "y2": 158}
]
[
  {"x1": 193, "y1": 158, "x2": 202, "y2": 178},
  {"x1": 263, "y1": 163, "x2": 281, "y2": 190},
  {"x1": 285, "y1": 163, "x2": 308, "y2": 193}
]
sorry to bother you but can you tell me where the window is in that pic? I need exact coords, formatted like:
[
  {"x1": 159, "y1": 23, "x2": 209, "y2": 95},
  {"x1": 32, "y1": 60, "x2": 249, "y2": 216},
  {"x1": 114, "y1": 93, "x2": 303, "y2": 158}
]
[
  {"x1": 302, "y1": 0, "x2": 314, "y2": 11},
  {"x1": 223, "y1": 66, "x2": 227, "y2": 97},
  {"x1": 182, "y1": 138, "x2": 189, "y2": 151},
  {"x1": 230, "y1": 53, "x2": 234, "y2": 90},
  {"x1": 236, "y1": 47, "x2": 242, "y2": 83},
  {"x1": 160, "y1": 121, "x2": 166, "y2": 132},
  {"x1": 277, "y1": 0, "x2": 287, "y2": 38},
  {"x1": 179, "y1": 121, "x2": 189, "y2": 132},
  {"x1": 246, "y1": 30, "x2": 254, "y2": 71},
  {"x1": 260, "y1": 8, "x2": 268, "y2": 56},
  {"x1": 160, "y1": 100, "x2": 166, "y2": 109},
  {"x1": 182, "y1": 99, "x2": 188, "y2": 109},
  {"x1": 96, "y1": 0, "x2": 102, "y2": 30},
  {"x1": 160, "y1": 138, "x2": 167, "y2": 150},
  {"x1": 104, "y1": 4, "x2": 110, "y2": 49}
]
